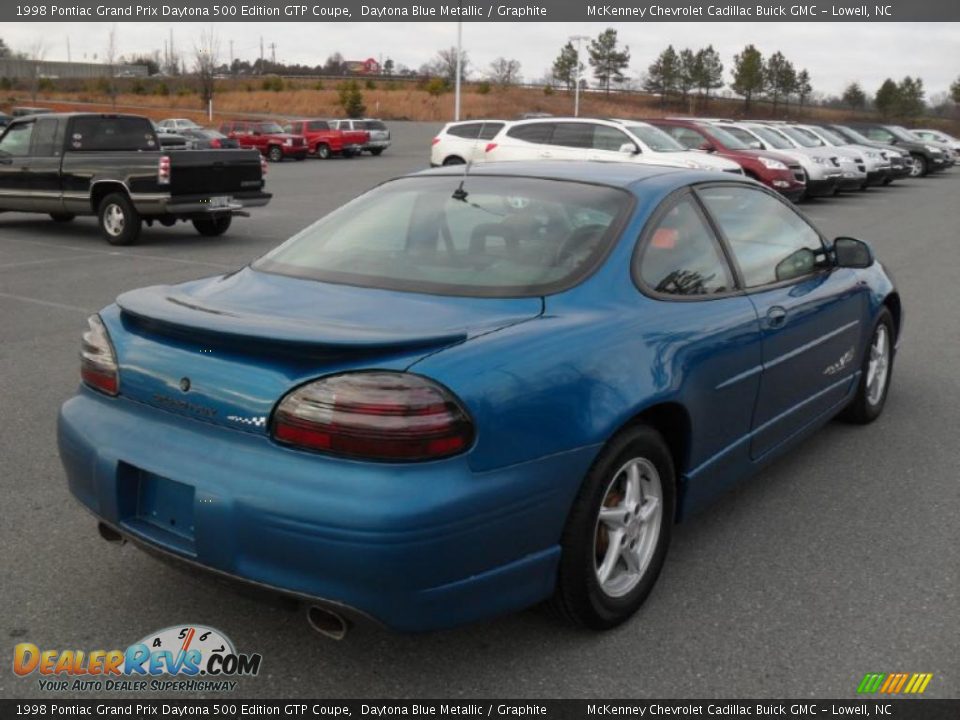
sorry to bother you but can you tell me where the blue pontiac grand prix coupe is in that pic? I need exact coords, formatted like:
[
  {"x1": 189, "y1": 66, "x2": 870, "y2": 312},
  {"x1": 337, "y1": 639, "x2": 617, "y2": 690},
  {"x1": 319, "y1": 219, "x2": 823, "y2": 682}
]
[{"x1": 59, "y1": 161, "x2": 900, "y2": 635}]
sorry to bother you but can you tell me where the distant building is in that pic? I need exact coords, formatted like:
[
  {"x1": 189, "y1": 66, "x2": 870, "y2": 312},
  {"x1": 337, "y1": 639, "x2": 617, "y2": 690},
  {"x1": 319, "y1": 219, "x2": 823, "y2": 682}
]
[
  {"x1": 344, "y1": 58, "x2": 380, "y2": 75},
  {"x1": 0, "y1": 58, "x2": 149, "y2": 80}
]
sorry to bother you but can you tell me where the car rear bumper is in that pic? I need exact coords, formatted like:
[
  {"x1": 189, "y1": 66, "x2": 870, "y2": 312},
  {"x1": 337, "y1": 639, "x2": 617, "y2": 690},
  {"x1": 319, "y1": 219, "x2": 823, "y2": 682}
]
[
  {"x1": 58, "y1": 389, "x2": 594, "y2": 631},
  {"x1": 133, "y1": 191, "x2": 272, "y2": 216},
  {"x1": 364, "y1": 140, "x2": 391, "y2": 149}
]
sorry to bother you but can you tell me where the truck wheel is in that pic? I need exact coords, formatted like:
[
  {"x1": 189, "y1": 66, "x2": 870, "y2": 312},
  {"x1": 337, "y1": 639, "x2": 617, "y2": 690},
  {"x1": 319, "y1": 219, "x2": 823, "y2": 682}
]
[
  {"x1": 50, "y1": 213, "x2": 76, "y2": 223},
  {"x1": 370, "y1": 148, "x2": 384, "y2": 156},
  {"x1": 192, "y1": 215, "x2": 232, "y2": 237},
  {"x1": 97, "y1": 193, "x2": 140, "y2": 246},
  {"x1": 267, "y1": 146, "x2": 283, "y2": 163},
  {"x1": 315, "y1": 143, "x2": 331, "y2": 159}
]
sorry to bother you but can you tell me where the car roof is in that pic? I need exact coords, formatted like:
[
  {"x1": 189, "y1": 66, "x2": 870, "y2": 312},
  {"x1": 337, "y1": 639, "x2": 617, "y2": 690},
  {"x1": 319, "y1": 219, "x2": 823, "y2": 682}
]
[{"x1": 414, "y1": 160, "x2": 746, "y2": 191}]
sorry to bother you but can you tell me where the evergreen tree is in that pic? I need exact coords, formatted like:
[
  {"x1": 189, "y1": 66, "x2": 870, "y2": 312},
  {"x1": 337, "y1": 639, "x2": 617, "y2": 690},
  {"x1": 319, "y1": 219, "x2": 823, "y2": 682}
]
[
  {"x1": 841, "y1": 81, "x2": 867, "y2": 110},
  {"x1": 874, "y1": 78, "x2": 900, "y2": 119},
  {"x1": 731, "y1": 44, "x2": 765, "y2": 112},
  {"x1": 696, "y1": 45, "x2": 724, "y2": 105},
  {"x1": 588, "y1": 28, "x2": 631, "y2": 94},
  {"x1": 552, "y1": 41, "x2": 581, "y2": 92}
]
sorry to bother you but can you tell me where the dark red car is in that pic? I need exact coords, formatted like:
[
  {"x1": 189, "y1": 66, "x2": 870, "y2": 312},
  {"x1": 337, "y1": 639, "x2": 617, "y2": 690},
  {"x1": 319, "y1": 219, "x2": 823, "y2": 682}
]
[
  {"x1": 281, "y1": 119, "x2": 370, "y2": 159},
  {"x1": 646, "y1": 119, "x2": 807, "y2": 202},
  {"x1": 219, "y1": 120, "x2": 308, "y2": 162}
]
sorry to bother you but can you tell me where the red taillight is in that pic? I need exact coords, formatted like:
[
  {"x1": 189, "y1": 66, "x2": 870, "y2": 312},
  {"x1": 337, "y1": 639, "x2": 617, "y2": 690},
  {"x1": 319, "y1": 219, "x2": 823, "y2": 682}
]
[
  {"x1": 157, "y1": 155, "x2": 171, "y2": 185},
  {"x1": 431, "y1": 137, "x2": 441, "y2": 145},
  {"x1": 272, "y1": 372, "x2": 473, "y2": 462},
  {"x1": 485, "y1": 142, "x2": 497, "y2": 153},
  {"x1": 210, "y1": 138, "x2": 221, "y2": 148},
  {"x1": 80, "y1": 315, "x2": 119, "y2": 396}
]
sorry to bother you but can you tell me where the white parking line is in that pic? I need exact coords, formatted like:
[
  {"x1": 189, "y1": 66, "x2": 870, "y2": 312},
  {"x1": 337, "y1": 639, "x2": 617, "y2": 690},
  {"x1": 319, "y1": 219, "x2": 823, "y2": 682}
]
[
  {"x1": 0, "y1": 237, "x2": 235, "y2": 270},
  {"x1": 0, "y1": 291, "x2": 93, "y2": 314},
  {"x1": 0, "y1": 254, "x2": 105, "y2": 271}
]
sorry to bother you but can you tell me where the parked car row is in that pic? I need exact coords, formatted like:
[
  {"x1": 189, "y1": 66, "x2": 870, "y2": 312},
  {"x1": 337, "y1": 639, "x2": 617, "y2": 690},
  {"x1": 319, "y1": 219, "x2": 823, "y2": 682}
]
[
  {"x1": 431, "y1": 116, "x2": 955, "y2": 203},
  {"x1": 157, "y1": 116, "x2": 392, "y2": 161}
]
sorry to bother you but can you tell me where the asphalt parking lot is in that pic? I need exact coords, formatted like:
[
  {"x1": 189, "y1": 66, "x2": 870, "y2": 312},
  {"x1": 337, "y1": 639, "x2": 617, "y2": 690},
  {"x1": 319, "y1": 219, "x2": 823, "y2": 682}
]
[{"x1": 1, "y1": 122, "x2": 958, "y2": 699}]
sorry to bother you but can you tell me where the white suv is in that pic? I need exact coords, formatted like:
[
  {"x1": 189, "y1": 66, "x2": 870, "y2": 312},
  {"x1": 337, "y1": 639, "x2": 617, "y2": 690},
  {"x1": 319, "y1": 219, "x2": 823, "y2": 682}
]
[
  {"x1": 431, "y1": 120, "x2": 509, "y2": 166},
  {"x1": 478, "y1": 118, "x2": 743, "y2": 173}
]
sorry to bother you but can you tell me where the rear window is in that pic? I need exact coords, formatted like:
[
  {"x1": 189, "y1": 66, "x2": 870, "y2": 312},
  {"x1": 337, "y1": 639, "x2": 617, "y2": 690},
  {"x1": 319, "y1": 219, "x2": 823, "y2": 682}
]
[
  {"x1": 68, "y1": 117, "x2": 157, "y2": 151},
  {"x1": 253, "y1": 175, "x2": 631, "y2": 297},
  {"x1": 361, "y1": 120, "x2": 387, "y2": 131}
]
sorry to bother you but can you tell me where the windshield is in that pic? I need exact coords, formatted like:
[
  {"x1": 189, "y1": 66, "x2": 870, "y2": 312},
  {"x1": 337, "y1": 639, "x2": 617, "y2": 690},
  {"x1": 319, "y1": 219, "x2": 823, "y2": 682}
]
[
  {"x1": 816, "y1": 126, "x2": 848, "y2": 145},
  {"x1": 835, "y1": 126, "x2": 873, "y2": 145},
  {"x1": 887, "y1": 126, "x2": 920, "y2": 142},
  {"x1": 253, "y1": 176, "x2": 632, "y2": 297},
  {"x1": 781, "y1": 126, "x2": 821, "y2": 147},
  {"x1": 625, "y1": 125, "x2": 686, "y2": 152},
  {"x1": 750, "y1": 126, "x2": 793, "y2": 150},
  {"x1": 257, "y1": 122, "x2": 285, "y2": 134},
  {"x1": 704, "y1": 125, "x2": 750, "y2": 150}
]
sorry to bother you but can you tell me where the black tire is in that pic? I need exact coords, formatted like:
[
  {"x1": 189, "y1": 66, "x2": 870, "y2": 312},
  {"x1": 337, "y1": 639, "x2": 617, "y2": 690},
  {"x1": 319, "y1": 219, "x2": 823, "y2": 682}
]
[
  {"x1": 315, "y1": 143, "x2": 331, "y2": 160},
  {"x1": 550, "y1": 425, "x2": 675, "y2": 630},
  {"x1": 97, "y1": 192, "x2": 140, "y2": 246},
  {"x1": 839, "y1": 308, "x2": 895, "y2": 425},
  {"x1": 370, "y1": 148, "x2": 384, "y2": 156},
  {"x1": 911, "y1": 154, "x2": 928, "y2": 177},
  {"x1": 442, "y1": 156, "x2": 466, "y2": 166},
  {"x1": 50, "y1": 213, "x2": 76, "y2": 223},
  {"x1": 192, "y1": 215, "x2": 232, "y2": 237},
  {"x1": 267, "y1": 145, "x2": 283, "y2": 163}
]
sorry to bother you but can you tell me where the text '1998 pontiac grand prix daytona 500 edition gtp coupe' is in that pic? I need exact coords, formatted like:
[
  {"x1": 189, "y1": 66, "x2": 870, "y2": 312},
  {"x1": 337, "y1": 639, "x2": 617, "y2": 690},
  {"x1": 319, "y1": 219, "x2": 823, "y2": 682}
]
[{"x1": 58, "y1": 161, "x2": 901, "y2": 636}]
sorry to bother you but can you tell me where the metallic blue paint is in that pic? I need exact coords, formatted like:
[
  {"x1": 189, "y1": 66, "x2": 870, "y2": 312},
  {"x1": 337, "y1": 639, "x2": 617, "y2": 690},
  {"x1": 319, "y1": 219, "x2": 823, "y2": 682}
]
[{"x1": 57, "y1": 161, "x2": 900, "y2": 631}]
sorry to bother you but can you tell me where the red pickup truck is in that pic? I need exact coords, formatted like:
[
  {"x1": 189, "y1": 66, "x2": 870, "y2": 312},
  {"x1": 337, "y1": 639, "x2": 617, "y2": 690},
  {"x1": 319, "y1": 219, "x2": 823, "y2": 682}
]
[
  {"x1": 219, "y1": 119, "x2": 308, "y2": 162},
  {"x1": 282, "y1": 119, "x2": 370, "y2": 159}
]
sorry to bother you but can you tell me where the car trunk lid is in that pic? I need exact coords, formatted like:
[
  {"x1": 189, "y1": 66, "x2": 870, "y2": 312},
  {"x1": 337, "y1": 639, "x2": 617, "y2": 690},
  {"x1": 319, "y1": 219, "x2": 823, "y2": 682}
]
[
  {"x1": 107, "y1": 268, "x2": 541, "y2": 434},
  {"x1": 167, "y1": 149, "x2": 264, "y2": 196}
]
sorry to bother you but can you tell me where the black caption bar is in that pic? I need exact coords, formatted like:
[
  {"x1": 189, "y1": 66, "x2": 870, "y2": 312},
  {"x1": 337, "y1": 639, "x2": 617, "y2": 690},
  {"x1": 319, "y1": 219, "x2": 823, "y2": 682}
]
[
  {"x1": 3, "y1": 0, "x2": 960, "y2": 22},
  {"x1": 2, "y1": 700, "x2": 959, "y2": 719}
]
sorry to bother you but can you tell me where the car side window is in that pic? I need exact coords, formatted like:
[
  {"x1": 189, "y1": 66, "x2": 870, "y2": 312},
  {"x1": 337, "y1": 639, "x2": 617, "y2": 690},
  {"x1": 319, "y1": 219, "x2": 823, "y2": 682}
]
[
  {"x1": 863, "y1": 128, "x2": 893, "y2": 143},
  {"x1": 31, "y1": 118, "x2": 59, "y2": 156},
  {"x1": 307, "y1": 121, "x2": 329, "y2": 132},
  {"x1": 478, "y1": 122, "x2": 504, "y2": 140},
  {"x1": 550, "y1": 123, "x2": 593, "y2": 148},
  {"x1": 592, "y1": 125, "x2": 632, "y2": 152},
  {"x1": 637, "y1": 196, "x2": 733, "y2": 296},
  {"x1": 0, "y1": 122, "x2": 35, "y2": 156},
  {"x1": 448, "y1": 123, "x2": 481, "y2": 139},
  {"x1": 506, "y1": 123, "x2": 554, "y2": 144},
  {"x1": 665, "y1": 126, "x2": 706, "y2": 150},
  {"x1": 699, "y1": 185, "x2": 824, "y2": 288}
]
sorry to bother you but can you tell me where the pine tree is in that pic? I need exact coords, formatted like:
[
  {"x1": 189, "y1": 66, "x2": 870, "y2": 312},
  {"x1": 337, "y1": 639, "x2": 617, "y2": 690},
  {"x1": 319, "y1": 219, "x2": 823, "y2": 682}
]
[
  {"x1": 731, "y1": 44, "x2": 765, "y2": 112},
  {"x1": 552, "y1": 41, "x2": 581, "y2": 92},
  {"x1": 588, "y1": 28, "x2": 631, "y2": 95},
  {"x1": 841, "y1": 81, "x2": 866, "y2": 110},
  {"x1": 874, "y1": 78, "x2": 900, "y2": 119}
]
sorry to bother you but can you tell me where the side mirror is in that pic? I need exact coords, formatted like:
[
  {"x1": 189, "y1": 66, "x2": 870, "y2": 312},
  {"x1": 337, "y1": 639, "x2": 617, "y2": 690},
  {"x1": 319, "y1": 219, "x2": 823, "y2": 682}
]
[
  {"x1": 619, "y1": 142, "x2": 640, "y2": 155},
  {"x1": 833, "y1": 237, "x2": 874, "y2": 268},
  {"x1": 749, "y1": 141, "x2": 763, "y2": 150},
  {"x1": 699, "y1": 141, "x2": 715, "y2": 153}
]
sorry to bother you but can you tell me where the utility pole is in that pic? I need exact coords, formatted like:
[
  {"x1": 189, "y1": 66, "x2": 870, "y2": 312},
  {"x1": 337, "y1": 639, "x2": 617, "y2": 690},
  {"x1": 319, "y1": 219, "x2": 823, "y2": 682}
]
[
  {"x1": 454, "y1": 20, "x2": 462, "y2": 121},
  {"x1": 229, "y1": 40, "x2": 234, "y2": 73},
  {"x1": 269, "y1": 42, "x2": 277, "y2": 66},
  {"x1": 259, "y1": 36, "x2": 264, "y2": 74},
  {"x1": 570, "y1": 34, "x2": 588, "y2": 117}
]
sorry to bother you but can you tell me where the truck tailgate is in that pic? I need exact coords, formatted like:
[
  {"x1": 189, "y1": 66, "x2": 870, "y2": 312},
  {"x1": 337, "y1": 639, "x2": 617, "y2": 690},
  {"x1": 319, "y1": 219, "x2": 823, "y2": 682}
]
[{"x1": 168, "y1": 149, "x2": 264, "y2": 196}]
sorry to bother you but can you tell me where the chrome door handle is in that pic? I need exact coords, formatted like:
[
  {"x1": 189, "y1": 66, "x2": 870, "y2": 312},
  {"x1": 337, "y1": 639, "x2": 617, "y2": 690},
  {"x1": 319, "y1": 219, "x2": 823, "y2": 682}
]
[{"x1": 766, "y1": 306, "x2": 788, "y2": 328}]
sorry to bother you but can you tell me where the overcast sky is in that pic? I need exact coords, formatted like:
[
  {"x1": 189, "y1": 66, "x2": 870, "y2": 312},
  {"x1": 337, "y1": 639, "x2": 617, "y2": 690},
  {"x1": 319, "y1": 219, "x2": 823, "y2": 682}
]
[{"x1": 3, "y1": 22, "x2": 958, "y2": 98}]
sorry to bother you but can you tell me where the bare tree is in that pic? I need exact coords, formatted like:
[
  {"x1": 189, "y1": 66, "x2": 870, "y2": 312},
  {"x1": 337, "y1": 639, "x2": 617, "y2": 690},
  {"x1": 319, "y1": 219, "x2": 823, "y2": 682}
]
[
  {"x1": 488, "y1": 57, "x2": 521, "y2": 87},
  {"x1": 194, "y1": 28, "x2": 220, "y2": 117},
  {"x1": 27, "y1": 40, "x2": 46, "y2": 103}
]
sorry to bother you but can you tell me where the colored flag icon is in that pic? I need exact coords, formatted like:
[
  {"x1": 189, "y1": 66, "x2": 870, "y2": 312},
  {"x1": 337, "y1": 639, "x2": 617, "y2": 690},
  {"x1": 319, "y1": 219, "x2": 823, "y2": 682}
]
[{"x1": 857, "y1": 673, "x2": 932, "y2": 694}]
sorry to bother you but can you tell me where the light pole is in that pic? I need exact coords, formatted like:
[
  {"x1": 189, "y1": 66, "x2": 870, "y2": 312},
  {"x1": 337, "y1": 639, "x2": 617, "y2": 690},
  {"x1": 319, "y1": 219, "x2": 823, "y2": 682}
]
[
  {"x1": 571, "y1": 35, "x2": 588, "y2": 117},
  {"x1": 454, "y1": 20, "x2": 462, "y2": 121}
]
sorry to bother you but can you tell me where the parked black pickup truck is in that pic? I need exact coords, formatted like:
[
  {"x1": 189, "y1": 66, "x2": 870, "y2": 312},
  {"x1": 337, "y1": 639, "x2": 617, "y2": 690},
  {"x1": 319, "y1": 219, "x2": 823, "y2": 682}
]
[{"x1": 0, "y1": 113, "x2": 271, "y2": 245}]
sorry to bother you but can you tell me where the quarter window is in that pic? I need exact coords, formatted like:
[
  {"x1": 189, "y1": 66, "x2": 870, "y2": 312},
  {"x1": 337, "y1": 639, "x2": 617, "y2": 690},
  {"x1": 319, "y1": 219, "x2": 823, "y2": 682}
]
[
  {"x1": 477, "y1": 122, "x2": 504, "y2": 140},
  {"x1": 447, "y1": 123, "x2": 482, "y2": 139},
  {"x1": 699, "y1": 186, "x2": 824, "y2": 288},
  {"x1": 592, "y1": 125, "x2": 632, "y2": 152},
  {"x1": 637, "y1": 196, "x2": 733, "y2": 296}
]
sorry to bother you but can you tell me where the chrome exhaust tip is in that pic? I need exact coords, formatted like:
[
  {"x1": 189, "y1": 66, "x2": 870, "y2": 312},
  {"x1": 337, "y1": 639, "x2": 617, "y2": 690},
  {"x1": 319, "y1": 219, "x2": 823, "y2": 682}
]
[
  {"x1": 306, "y1": 605, "x2": 350, "y2": 641},
  {"x1": 97, "y1": 522, "x2": 126, "y2": 545}
]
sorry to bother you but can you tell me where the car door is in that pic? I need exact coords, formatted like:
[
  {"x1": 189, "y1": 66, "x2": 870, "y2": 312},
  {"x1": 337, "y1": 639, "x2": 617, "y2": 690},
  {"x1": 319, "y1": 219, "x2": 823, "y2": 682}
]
[
  {"x1": 498, "y1": 122, "x2": 555, "y2": 161},
  {"x1": 588, "y1": 124, "x2": 640, "y2": 161},
  {"x1": 698, "y1": 184, "x2": 868, "y2": 459},
  {"x1": 0, "y1": 119, "x2": 37, "y2": 210},
  {"x1": 21, "y1": 116, "x2": 64, "y2": 212},
  {"x1": 634, "y1": 191, "x2": 763, "y2": 511},
  {"x1": 545, "y1": 122, "x2": 595, "y2": 160}
]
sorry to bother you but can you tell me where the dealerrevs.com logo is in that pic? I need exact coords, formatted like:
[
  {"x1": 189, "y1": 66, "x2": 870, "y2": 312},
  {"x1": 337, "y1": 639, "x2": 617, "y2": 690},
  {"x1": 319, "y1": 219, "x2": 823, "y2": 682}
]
[{"x1": 13, "y1": 624, "x2": 261, "y2": 693}]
